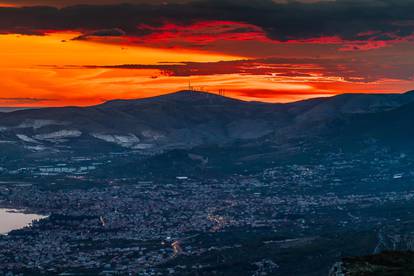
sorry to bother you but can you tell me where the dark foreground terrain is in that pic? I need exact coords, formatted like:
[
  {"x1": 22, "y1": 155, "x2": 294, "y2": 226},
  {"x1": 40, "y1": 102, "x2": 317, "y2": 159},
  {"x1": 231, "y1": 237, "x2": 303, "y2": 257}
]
[{"x1": 330, "y1": 251, "x2": 414, "y2": 276}]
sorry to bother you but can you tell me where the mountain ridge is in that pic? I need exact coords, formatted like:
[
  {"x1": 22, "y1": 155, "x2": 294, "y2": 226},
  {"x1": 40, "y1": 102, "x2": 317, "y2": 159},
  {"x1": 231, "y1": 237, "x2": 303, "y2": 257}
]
[{"x1": 0, "y1": 89, "x2": 413, "y2": 155}]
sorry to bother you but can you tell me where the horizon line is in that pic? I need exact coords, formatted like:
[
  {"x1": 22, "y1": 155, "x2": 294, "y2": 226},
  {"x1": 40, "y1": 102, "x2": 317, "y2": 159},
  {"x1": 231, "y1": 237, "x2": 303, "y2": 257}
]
[{"x1": 1, "y1": 89, "x2": 413, "y2": 111}]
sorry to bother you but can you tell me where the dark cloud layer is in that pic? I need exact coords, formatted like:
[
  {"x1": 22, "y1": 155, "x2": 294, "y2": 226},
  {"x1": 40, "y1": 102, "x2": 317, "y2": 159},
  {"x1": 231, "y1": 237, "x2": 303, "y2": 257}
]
[
  {"x1": 73, "y1": 28, "x2": 126, "y2": 40},
  {"x1": 0, "y1": 0, "x2": 192, "y2": 7},
  {"x1": 1, "y1": 0, "x2": 414, "y2": 45},
  {"x1": 77, "y1": 54, "x2": 414, "y2": 83}
]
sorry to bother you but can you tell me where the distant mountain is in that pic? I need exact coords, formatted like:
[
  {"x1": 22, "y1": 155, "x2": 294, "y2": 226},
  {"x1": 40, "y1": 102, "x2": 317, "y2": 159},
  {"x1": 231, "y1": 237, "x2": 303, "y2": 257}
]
[
  {"x1": 0, "y1": 90, "x2": 413, "y2": 155},
  {"x1": 279, "y1": 91, "x2": 414, "y2": 141},
  {"x1": 290, "y1": 91, "x2": 414, "y2": 123},
  {"x1": 329, "y1": 100, "x2": 414, "y2": 150},
  {"x1": 0, "y1": 107, "x2": 39, "y2": 113},
  {"x1": 0, "y1": 91, "x2": 287, "y2": 153}
]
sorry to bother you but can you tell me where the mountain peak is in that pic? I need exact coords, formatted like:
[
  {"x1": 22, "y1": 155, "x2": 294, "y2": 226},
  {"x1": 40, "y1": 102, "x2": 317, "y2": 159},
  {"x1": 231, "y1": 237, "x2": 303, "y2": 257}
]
[
  {"x1": 100, "y1": 90, "x2": 242, "y2": 108},
  {"x1": 156, "y1": 90, "x2": 230, "y2": 101}
]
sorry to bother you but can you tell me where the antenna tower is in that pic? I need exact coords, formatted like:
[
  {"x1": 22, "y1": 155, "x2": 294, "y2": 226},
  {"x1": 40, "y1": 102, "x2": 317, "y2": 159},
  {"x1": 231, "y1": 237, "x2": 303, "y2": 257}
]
[{"x1": 188, "y1": 80, "x2": 194, "y2": 91}]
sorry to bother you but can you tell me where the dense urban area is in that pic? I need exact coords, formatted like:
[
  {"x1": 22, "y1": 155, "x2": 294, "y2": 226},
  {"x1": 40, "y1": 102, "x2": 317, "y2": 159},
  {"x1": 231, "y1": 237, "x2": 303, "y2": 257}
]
[{"x1": 1, "y1": 145, "x2": 414, "y2": 276}]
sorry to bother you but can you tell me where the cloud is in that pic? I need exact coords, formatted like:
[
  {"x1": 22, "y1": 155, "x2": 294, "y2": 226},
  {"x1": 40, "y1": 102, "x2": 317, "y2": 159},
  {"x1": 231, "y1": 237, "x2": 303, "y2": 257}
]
[
  {"x1": 232, "y1": 88, "x2": 336, "y2": 99},
  {"x1": 0, "y1": 0, "x2": 192, "y2": 7},
  {"x1": 0, "y1": 97, "x2": 56, "y2": 104},
  {"x1": 73, "y1": 28, "x2": 126, "y2": 40},
  {"x1": 77, "y1": 54, "x2": 414, "y2": 83},
  {"x1": 131, "y1": 21, "x2": 267, "y2": 45},
  {"x1": 0, "y1": 0, "x2": 332, "y2": 6},
  {"x1": 0, "y1": 0, "x2": 413, "y2": 49}
]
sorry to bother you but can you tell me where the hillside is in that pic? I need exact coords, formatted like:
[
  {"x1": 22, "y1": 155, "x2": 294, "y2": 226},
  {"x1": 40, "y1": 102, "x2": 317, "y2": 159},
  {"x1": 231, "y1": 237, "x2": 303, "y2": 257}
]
[{"x1": 0, "y1": 90, "x2": 413, "y2": 156}]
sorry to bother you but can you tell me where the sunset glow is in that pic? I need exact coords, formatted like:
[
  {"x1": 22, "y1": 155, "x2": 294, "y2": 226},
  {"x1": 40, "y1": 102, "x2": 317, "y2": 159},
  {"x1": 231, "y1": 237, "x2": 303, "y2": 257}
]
[{"x1": 1, "y1": 1, "x2": 414, "y2": 106}]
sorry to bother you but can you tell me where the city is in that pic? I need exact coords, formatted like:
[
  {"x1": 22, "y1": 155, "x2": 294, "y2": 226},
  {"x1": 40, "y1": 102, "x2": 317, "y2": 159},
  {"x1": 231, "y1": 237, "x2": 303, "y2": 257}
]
[{"x1": 1, "y1": 145, "x2": 414, "y2": 275}]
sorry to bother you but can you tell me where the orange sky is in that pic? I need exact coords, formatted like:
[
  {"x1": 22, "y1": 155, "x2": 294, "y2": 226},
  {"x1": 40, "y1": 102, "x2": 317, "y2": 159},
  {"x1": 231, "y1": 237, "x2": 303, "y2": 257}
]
[
  {"x1": 1, "y1": 32, "x2": 414, "y2": 107},
  {"x1": 0, "y1": 32, "x2": 240, "y2": 106},
  {"x1": 1, "y1": 1, "x2": 414, "y2": 107}
]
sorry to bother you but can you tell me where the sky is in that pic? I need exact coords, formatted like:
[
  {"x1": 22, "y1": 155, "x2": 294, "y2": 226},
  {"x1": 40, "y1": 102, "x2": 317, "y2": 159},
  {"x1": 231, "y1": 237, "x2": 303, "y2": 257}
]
[{"x1": 1, "y1": 0, "x2": 414, "y2": 106}]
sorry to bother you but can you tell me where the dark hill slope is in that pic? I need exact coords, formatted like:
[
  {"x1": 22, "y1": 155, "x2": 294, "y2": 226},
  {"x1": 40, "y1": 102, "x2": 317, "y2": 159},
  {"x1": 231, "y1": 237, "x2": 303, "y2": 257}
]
[
  {"x1": 327, "y1": 101, "x2": 414, "y2": 150},
  {"x1": 0, "y1": 90, "x2": 414, "y2": 153}
]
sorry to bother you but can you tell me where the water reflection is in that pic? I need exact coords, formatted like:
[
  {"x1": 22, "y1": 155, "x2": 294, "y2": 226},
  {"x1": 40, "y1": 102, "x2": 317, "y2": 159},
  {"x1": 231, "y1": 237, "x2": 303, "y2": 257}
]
[{"x1": 0, "y1": 208, "x2": 46, "y2": 234}]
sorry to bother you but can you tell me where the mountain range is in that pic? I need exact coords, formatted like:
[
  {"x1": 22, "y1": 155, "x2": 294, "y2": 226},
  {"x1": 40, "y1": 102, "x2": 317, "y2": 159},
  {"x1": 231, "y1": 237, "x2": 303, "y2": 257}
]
[{"x1": 1, "y1": 90, "x2": 414, "y2": 158}]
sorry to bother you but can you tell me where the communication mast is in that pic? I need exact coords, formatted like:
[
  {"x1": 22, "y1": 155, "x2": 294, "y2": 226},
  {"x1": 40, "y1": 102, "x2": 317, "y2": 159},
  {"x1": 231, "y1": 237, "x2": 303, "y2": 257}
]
[{"x1": 218, "y1": 89, "x2": 226, "y2": 96}]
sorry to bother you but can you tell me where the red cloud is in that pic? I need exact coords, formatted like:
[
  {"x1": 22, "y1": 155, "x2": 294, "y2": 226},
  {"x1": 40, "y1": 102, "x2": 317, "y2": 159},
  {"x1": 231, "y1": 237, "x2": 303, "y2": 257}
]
[{"x1": 132, "y1": 20, "x2": 269, "y2": 45}]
